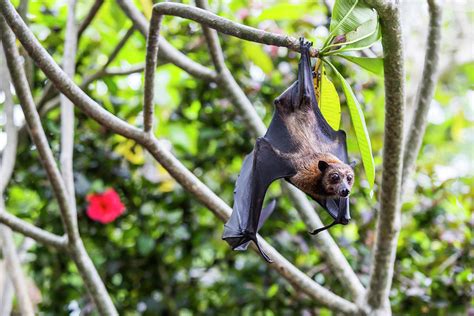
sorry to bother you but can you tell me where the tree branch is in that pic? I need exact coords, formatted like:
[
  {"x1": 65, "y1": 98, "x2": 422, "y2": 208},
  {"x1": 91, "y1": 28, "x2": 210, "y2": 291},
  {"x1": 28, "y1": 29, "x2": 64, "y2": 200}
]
[
  {"x1": 60, "y1": 0, "x2": 78, "y2": 219},
  {"x1": 35, "y1": 0, "x2": 104, "y2": 112},
  {"x1": 39, "y1": 63, "x2": 146, "y2": 117},
  {"x1": 0, "y1": 210, "x2": 67, "y2": 249},
  {"x1": 142, "y1": 137, "x2": 358, "y2": 314},
  {"x1": 363, "y1": 1, "x2": 406, "y2": 313},
  {"x1": 193, "y1": 0, "x2": 364, "y2": 300},
  {"x1": 0, "y1": 4, "x2": 144, "y2": 141},
  {"x1": 0, "y1": 14, "x2": 118, "y2": 315},
  {"x1": 0, "y1": 3, "x2": 358, "y2": 312},
  {"x1": 103, "y1": 26, "x2": 135, "y2": 70},
  {"x1": 153, "y1": 3, "x2": 319, "y2": 56},
  {"x1": 402, "y1": 0, "x2": 442, "y2": 185},
  {"x1": 0, "y1": 237, "x2": 35, "y2": 316},
  {"x1": 143, "y1": 16, "x2": 159, "y2": 133},
  {"x1": 0, "y1": 51, "x2": 16, "y2": 195},
  {"x1": 192, "y1": 0, "x2": 266, "y2": 135},
  {"x1": 116, "y1": 0, "x2": 217, "y2": 81},
  {"x1": 0, "y1": 45, "x2": 35, "y2": 316},
  {"x1": 105, "y1": 63, "x2": 144, "y2": 76},
  {"x1": 194, "y1": 1, "x2": 225, "y2": 72},
  {"x1": 77, "y1": 0, "x2": 104, "y2": 40},
  {"x1": 17, "y1": 0, "x2": 33, "y2": 88},
  {"x1": 0, "y1": 16, "x2": 79, "y2": 244},
  {"x1": 0, "y1": 214, "x2": 34, "y2": 316}
]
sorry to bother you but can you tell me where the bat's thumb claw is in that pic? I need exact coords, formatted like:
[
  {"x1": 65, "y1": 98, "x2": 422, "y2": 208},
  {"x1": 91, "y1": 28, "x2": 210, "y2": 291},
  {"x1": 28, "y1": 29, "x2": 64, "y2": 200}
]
[
  {"x1": 309, "y1": 229, "x2": 322, "y2": 235},
  {"x1": 254, "y1": 239, "x2": 273, "y2": 263},
  {"x1": 309, "y1": 220, "x2": 338, "y2": 235},
  {"x1": 298, "y1": 38, "x2": 314, "y2": 54}
]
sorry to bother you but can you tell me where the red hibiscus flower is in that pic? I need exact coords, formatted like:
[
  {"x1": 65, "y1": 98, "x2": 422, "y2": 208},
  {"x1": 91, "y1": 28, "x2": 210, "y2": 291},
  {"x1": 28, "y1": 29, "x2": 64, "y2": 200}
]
[{"x1": 86, "y1": 189, "x2": 125, "y2": 224}]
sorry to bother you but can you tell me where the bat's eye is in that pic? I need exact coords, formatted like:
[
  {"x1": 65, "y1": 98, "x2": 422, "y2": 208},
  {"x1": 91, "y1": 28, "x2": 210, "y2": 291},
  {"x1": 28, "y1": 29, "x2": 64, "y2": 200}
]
[
  {"x1": 330, "y1": 173, "x2": 340, "y2": 183},
  {"x1": 347, "y1": 175, "x2": 353, "y2": 183}
]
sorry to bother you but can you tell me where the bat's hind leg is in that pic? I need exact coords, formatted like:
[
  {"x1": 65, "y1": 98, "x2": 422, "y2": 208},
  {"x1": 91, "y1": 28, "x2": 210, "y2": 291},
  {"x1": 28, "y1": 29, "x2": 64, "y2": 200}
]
[{"x1": 296, "y1": 38, "x2": 317, "y2": 110}]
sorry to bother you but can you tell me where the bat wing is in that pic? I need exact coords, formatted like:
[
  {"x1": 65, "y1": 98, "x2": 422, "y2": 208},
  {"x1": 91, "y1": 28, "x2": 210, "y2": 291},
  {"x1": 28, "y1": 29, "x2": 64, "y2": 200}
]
[{"x1": 222, "y1": 137, "x2": 296, "y2": 262}]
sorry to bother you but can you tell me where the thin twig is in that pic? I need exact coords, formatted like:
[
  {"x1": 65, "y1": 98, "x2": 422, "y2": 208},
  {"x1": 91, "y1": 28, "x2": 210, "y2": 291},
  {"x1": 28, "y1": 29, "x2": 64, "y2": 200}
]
[
  {"x1": 0, "y1": 56, "x2": 16, "y2": 195},
  {"x1": 105, "y1": 63, "x2": 144, "y2": 76},
  {"x1": 194, "y1": 1, "x2": 225, "y2": 72},
  {"x1": 35, "y1": 81, "x2": 56, "y2": 110},
  {"x1": 402, "y1": 0, "x2": 442, "y2": 185},
  {"x1": 60, "y1": 0, "x2": 78, "y2": 218},
  {"x1": 116, "y1": 0, "x2": 217, "y2": 81},
  {"x1": 0, "y1": 218, "x2": 34, "y2": 316},
  {"x1": 0, "y1": 211, "x2": 67, "y2": 249},
  {"x1": 103, "y1": 26, "x2": 135, "y2": 70},
  {"x1": 0, "y1": 14, "x2": 118, "y2": 315},
  {"x1": 362, "y1": 1, "x2": 406, "y2": 314},
  {"x1": 36, "y1": 0, "x2": 104, "y2": 111},
  {"x1": 80, "y1": 26, "x2": 136, "y2": 90},
  {"x1": 193, "y1": 0, "x2": 364, "y2": 300},
  {"x1": 77, "y1": 0, "x2": 104, "y2": 39},
  {"x1": 0, "y1": 4, "x2": 358, "y2": 312},
  {"x1": 34, "y1": 32, "x2": 140, "y2": 122},
  {"x1": 0, "y1": 45, "x2": 35, "y2": 316},
  {"x1": 40, "y1": 63, "x2": 145, "y2": 117},
  {"x1": 0, "y1": 237, "x2": 35, "y2": 315}
]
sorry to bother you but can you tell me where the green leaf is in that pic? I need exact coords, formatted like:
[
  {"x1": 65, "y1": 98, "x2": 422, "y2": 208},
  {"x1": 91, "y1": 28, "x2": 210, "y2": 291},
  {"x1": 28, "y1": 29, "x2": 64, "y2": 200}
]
[
  {"x1": 137, "y1": 234, "x2": 155, "y2": 256},
  {"x1": 330, "y1": 0, "x2": 376, "y2": 35},
  {"x1": 324, "y1": 0, "x2": 358, "y2": 48},
  {"x1": 341, "y1": 21, "x2": 381, "y2": 52},
  {"x1": 345, "y1": 16, "x2": 377, "y2": 45},
  {"x1": 319, "y1": 68, "x2": 341, "y2": 130},
  {"x1": 266, "y1": 284, "x2": 279, "y2": 298},
  {"x1": 6, "y1": 186, "x2": 43, "y2": 216},
  {"x1": 325, "y1": 60, "x2": 375, "y2": 188},
  {"x1": 325, "y1": 0, "x2": 380, "y2": 51},
  {"x1": 243, "y1": 42, "x2": 273, "y2": 74},
  {"x1": 337, "y1": 55, "x2": 384, "y2": 76}
]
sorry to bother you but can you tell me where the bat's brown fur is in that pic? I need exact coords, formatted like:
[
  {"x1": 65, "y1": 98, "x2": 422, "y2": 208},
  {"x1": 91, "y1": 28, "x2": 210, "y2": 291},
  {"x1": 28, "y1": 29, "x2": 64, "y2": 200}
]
[{"x1": 279, "y1": 108, "x2": 355, "y2": 200}]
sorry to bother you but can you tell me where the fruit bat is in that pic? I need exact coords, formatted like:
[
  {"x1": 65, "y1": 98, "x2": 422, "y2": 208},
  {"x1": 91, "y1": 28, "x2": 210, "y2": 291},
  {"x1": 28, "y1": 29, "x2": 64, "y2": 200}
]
[{"x1": 222, "y1": 38, "x2": 355, "y2": 262}]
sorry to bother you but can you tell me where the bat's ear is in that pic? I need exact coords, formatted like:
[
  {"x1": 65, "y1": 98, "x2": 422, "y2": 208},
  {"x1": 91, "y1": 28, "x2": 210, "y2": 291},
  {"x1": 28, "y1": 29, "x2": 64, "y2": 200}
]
[
  {"x1": 318, "y1": 160, "x2": 330, "y2": 172},
  {"x1": 349, "y1": 160, "x2": 357, "y2": 169}
]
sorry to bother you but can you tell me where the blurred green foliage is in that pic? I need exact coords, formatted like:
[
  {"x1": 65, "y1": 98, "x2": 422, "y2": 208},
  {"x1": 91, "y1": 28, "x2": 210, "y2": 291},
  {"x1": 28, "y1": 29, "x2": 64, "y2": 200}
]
[{"x1": 1, "y1": 0, "x2": 472, "y2": 315}]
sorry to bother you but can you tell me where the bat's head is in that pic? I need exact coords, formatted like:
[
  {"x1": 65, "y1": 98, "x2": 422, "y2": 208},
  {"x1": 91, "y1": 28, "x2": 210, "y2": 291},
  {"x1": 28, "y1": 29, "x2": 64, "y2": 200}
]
[{"x1": 318, "y1": 160, "x2": 355, "y2": 198}]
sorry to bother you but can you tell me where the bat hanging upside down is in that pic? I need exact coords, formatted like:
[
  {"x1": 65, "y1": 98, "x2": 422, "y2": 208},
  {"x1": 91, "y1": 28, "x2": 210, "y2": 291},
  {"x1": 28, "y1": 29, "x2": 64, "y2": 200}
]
[{"x1": 222, "y1": 38, "x2": 356, "y2": 262}]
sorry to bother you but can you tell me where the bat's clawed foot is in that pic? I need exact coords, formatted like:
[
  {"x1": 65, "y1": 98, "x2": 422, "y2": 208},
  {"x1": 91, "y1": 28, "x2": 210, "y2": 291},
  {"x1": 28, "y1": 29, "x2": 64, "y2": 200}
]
[{"x1": 299, "y1": 37, "x2": 313, "y2": 53}]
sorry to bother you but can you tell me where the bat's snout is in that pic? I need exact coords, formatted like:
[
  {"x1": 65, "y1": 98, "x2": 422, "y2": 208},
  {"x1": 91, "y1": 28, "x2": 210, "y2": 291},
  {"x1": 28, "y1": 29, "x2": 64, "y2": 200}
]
[{"x1": 340, "y1": 188, "x2": 350, "y2": 197}]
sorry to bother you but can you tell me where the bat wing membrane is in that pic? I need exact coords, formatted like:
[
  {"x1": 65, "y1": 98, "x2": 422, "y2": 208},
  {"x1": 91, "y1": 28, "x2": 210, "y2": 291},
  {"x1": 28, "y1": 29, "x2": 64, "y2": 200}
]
[{"x1": 222, "y1": 137, "x2": 296, "y2": 262}]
